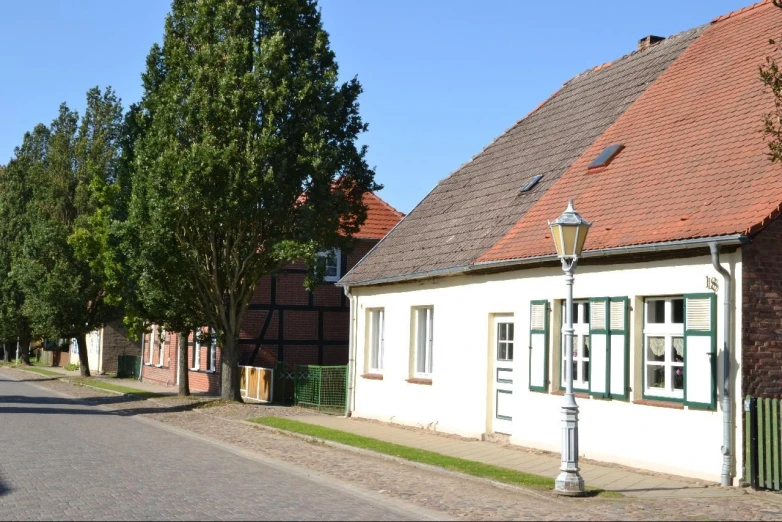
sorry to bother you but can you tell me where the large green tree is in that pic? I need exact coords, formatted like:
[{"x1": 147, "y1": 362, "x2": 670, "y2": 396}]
[
  {"x1": 0, "y1": 125, "x2": 50, "y2": 364},
  {"x1": 133, "y1": 0, "x2": 377, "y2": 400},
  {"x1": 17, "y1": 88, "x2": 125, "y2": 376}
]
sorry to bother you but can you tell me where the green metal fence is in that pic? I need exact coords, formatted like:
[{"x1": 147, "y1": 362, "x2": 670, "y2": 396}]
[
  {"x1": 293, "y1": 365, "x2": 348, "y2": 414},
  {"x1": 117, "y1": 355, "x2": 140, "y2": 379},
  {"x1": 745, "y1": 395, "x2": 782, "y2": 490}
]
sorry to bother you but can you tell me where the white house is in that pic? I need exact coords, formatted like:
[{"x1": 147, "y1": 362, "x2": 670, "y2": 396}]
[{"x1": 339, "y1": 2, "x2": 782, "y2": 486}]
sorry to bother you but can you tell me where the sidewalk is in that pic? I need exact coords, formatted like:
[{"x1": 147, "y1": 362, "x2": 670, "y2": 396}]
[{"x1": 292, "y1": 415, "x2": 748, "y2": 499}]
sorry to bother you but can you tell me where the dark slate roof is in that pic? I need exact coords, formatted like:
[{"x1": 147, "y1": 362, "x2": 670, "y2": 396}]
[{"x1": 340, "y1": 25, "x2": 707, "y2": 286}]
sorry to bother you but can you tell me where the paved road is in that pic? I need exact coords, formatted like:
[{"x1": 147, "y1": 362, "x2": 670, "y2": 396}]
[{"x1": 0, "y1": 375, "x2": 436, "y2": 521}]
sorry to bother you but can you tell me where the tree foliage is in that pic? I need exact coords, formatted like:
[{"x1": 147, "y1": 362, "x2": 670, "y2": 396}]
[
  {"x1": 14, "y1": 88, "x2": 125, "y2": 376},
  {"x1": 761, "y1": 37, "x2": 782, "y2": 162},
  {"x1": 133, "y1": 0, "x2": 377, "y2": 400}
]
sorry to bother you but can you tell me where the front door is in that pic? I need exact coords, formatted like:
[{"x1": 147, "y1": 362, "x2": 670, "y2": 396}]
[{"x1": 492, "y1": 316, "x2": 514, "y2": 435}]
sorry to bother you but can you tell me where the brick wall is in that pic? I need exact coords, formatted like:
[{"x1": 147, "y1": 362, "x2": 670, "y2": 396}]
[
  {"x1": 743, "y1": 215, "x2": 782, "y2": 397},
  {"x1": 100, "y1": 321, "x2": 141, "y2": 374}
]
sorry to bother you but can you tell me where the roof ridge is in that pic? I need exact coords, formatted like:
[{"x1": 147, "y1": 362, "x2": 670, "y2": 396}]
[
  {"x1": 712, "y1": 0, "x2": 770, "y2": 24},
  {"x1": 569, "y1": 24, "x2": 707, "y2": 81},
  {"x1": 367, "y1": 190, "x2": 405, "y2": 218}
]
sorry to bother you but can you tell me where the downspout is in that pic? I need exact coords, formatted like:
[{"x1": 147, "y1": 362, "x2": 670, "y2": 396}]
[
  {"x1": 344, "y1": 285, "x2": 356, "y2": 417},
  {"x1": 710, "y1": 242, "x2": 732, "y2": 487}
]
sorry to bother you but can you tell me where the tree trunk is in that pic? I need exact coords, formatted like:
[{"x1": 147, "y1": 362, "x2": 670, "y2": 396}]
[
  {"x1": 3, "y1": 343, "x2": 10, "y2": 363},
  {"x1": 76, "y1": 332, "x2": 91, "y2": 377},
  {"x1": 178, "y1": 330, "x2": 190, "y2": 397},
  {"x1": 221, "y1": 333, "x2": 242, "y2": 402},
  {"x1": 19, "y1": 334, "x2": 31, "y2": 365}
]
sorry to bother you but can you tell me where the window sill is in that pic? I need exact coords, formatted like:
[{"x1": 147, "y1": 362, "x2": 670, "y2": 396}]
[
  {"x1": 154, "y1": 364, "x2": 163, "y2": 368},
  {"x1": 552, "y1": 390, "x2": 590, "y2": 399},
  {"x1": 406, "y1": 377, "x2": 432, "y2": 386},
  {"x1": 361, "y1": 373, "x2": 384, "y2": 380},
  {"x1": 144, "y1": 363, "x2": 153, "y2": 366},
  {"x1": 633, "y1": 398, "x2": 684, "y2": 410}
]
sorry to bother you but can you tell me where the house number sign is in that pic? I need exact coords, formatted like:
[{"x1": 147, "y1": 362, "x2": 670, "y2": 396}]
[{"x1": 705, "y1": 276, "x2": 719, "y2": 292}]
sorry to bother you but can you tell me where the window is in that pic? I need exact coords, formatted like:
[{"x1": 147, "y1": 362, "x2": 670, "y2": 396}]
[
  {"x1": 496, "y1": 322, "x2": 514, "y2": 361},
  {"x1": 561, "y1": 301, "x2": 590, "y2": 391},
  {"x1": 588, "y1": 143, "x2": 624, "y2": 169},
  {"x1": 368, "y1": 309, "x2": 385, "y2": 372},
  {"x1": 208, "y1": 328, "x2": 217, "y2": 372},
  {"x1": 191, "y1": 329, "x2": 201, "y2": 370},
  {"x1": 318, "y1": 249, "x2": 342, "y2": 282},
  {"x1": 157, "y1": 327, "x2": 166, "y2": 367},
  {"x1": 147, "y1": 327, "x2": 156, "y2": 365},
  {"x1": 413, "y1": 307, "x2": 434, "y2": 377},
  {"x1": 644, "y1": 297, "x2": 684, "y2": 399}
]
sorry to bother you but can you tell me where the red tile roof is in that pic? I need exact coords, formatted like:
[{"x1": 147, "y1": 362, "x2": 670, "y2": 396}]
[
  {"x1": 355, "y1": 192, "x2": 405, "y2": 240},
  {"x1": 480, "y1": 1, "x2": 782, "y2": 263}
]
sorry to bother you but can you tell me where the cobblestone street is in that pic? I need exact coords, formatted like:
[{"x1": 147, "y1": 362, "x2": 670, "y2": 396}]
[{"x1": 3, "y1": 367, "x2": 782, "y2": 521}]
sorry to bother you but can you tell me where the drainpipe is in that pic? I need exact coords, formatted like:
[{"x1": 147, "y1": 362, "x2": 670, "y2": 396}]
[
  {"x1": 710, "y1": 242, "x2": 732, "y2": 487},
  {"x1": 344, "y1": 285, "x2": 356, "y2": 417}
]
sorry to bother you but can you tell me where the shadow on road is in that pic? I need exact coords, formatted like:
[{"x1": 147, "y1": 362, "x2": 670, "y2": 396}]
[
  {"x1": 0, "y1": 393, "x2": 218, "y2": 418},
  {"x1": 0, "y1": 471, "x2": 10, "y2": 497}
]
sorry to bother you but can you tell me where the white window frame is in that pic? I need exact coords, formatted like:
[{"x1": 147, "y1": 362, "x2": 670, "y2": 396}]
[
  {"x1": 207, "y1": 328, "x2": 217, "y2": 372},
  {"x1": 146, "y1": 328, "x2": 156, "y2": 365},
  {"x1": 156, "y1": 327, "x2": 165, "y2": 368},
  {"x1": 496, "y1": 321, "x2": 514, "y2": 362},
  {"x1": 643, "y1": 297, "x2": 685, "y2": 400},
  {"x1": 561, "y1": 301, "x2": 590, "y2": 391},
  {"x1": 318, "y1": 249, "x2": 342, "y2": 282},
  {"x1": 367, "y1": 308, "x2": 385, "y2": 372},
  {"x1": 191, "y1": 329, "x2": 201, "y2": 370},
  {"x1": 413, "y1": 307, "x2": 434, "y2": 378}
]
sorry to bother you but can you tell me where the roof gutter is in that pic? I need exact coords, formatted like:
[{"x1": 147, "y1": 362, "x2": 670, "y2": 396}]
[{"x1": 339, "y1": 234, "x2": 748, "y2": 288}]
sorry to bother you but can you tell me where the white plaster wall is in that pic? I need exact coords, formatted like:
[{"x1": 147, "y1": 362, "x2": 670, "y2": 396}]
[{"x1": 350, "y1": 251, "x2": 743, "y2": 483}]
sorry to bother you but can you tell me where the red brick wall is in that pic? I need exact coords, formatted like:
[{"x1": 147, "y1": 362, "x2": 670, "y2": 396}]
[{"x1": 743, "y1": 215, "x2": 782, "y2": 397}]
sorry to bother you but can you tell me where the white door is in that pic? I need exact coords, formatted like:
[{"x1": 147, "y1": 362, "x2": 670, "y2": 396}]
[{"x1": 492, "y1": 316, "x2": 514, "y2": 435}]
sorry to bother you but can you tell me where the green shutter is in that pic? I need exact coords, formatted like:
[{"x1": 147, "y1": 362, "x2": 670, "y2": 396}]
[
  {"x1": 683, "y1": 293, "x2": 716, "y2": 409},
  {"x1": 588, "y1": 298, "x2": 609, "y2": 398},
  {"x1": 608, "y1": 297, "x2": 630, "y2": 400},
  {"x1": 529, "y1": 300, "x2": 549, "y2": 392}
]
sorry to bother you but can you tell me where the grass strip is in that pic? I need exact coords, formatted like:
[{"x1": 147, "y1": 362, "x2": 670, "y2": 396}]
[
  {"x1": 19, "y1": 366, "x2": 63, "y2": 377},
  {"x1": 251, "y1": 416, "x2": 558, "y2": 488},
  {"x1": 70, "y1": 377, "x2": 164, "y2": 399},
  {"x1": 250, "y1": 416, "x2": 622, "y2": 498}
]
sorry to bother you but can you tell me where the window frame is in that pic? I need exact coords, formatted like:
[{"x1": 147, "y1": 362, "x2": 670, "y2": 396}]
[
  {"x1": 496, "y1": 321, "x2": 514, "y2": 363},
  {"x1": 367, "y1": 308, "x2": 385, "y2": 373},
  {"x1": 207, "y1": 328, "x2": 217, "y2": 373},
  {"x1": 156, "y1": 327, "x2": 166, "y2": 368},
  {"x1": 191, "y1": 329, "x2": 201, "y2": 371},
  {"x1": 412, "y1": 306, "x2": 434, "y2": 378},
  {"x1": 560, "y1": 300, "x2": 590, "y2": 392},
  {"x1": 318, "y1": 249, "x2": 342, "y2": 282},
  {"x1": 146, "y1": 327, "x2": 156, "y2": 366},
  {"x1": 642, "y1": 296, "x2": 685, "y2": 401}
]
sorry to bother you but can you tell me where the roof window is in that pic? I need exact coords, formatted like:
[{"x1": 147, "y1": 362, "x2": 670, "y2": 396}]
[
  {"x1": 588, "y1": 143, "x2": 624, "y2": 170},
  {"x1": 519, "y1": 174, "x2": 543, "y2": 193}
]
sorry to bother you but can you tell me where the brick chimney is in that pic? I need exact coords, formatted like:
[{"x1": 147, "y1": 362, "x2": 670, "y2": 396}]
[{"x1": 638, "y1": 35, "x2": 665, "y2": 51}]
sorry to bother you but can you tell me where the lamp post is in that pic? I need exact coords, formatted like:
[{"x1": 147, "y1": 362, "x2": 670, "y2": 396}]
[{"x1": 549, "y1": 199, "x2": 591, "y2": 496}]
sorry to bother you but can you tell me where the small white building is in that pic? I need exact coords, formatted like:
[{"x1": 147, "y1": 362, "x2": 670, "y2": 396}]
[{"x1": 340, "y1": 3, "x2": 782, "y2": 485}]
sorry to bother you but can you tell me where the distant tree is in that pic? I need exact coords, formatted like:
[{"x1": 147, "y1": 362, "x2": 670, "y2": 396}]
[
  {"x1": 0, "y1": 126, "x2": 49, "y2": 364},
  {"x1": 133, "y1": 0, "x2": 377, "y2": 401},
  {"x1": 17, "y1": 88, "x2": 124, "y2": 377}
]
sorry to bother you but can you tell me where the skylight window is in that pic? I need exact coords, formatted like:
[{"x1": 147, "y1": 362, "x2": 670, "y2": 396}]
[
  {"x1": 588, "y1": 143, "x2": 624, "y2": 170},
  {"x1": 519, "y1": 174, "x2": 543, "y2": 193}
]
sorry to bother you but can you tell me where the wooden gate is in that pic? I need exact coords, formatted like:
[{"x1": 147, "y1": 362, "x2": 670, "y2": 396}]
[{"x1": 239, "y1": 365, "x2": 273, "y2": 403}]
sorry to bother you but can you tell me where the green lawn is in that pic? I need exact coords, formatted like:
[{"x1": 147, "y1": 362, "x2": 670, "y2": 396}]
[{"x1": 70, "y1": 378, "x2": 164, "y2": 398}]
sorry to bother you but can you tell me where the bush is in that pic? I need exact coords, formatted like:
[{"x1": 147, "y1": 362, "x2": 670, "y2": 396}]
[{"x1": 64, "y1": 362, "x2": 80, "y2": 371}]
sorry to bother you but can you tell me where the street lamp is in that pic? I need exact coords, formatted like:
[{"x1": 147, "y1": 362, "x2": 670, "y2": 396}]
[{"x1": 549, "y1": 199, "x2": 591, "y2": 496}]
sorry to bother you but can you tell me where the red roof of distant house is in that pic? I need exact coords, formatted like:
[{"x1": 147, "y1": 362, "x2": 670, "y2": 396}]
[
  {"x1": 355, "y1": 192, "x2": 405, "y2": 240},
  {"x1": 480, "y1": 1, "x2": 782, "y2": 262}
]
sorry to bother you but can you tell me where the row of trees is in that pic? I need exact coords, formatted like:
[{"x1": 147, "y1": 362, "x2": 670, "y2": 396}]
[{"x1": 0, "y1": 0, "x2": 377, "y2": 401}]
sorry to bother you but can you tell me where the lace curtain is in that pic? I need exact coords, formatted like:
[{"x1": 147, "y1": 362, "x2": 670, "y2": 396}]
[{"x1": 648, "y1": 337, "x2": 684, "y2": 357}]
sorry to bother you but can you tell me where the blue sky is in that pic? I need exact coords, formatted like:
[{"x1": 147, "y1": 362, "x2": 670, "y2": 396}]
[{"x1": 0, "y1": 0, "x2": 753, "y2": 213}]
